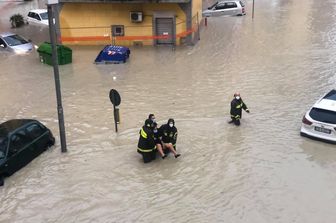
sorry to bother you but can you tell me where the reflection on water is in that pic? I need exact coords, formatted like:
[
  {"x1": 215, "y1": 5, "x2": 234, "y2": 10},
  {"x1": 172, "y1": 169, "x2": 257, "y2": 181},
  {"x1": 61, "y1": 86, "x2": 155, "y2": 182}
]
[{"x1": 1, "y1": 0, "x2": 336, "y2": 222}]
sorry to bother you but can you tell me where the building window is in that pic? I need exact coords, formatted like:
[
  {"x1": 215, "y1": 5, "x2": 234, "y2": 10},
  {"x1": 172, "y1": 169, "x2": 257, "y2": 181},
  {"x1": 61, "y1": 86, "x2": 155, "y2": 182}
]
[{"x1": 111, "y1": 25, "x2": 124, "y2": 37}]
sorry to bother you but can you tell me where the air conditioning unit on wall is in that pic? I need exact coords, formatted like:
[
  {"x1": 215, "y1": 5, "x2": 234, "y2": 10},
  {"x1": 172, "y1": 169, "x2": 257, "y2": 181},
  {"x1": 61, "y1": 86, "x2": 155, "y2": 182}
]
[{"x1": 130, "y1": 12, "x2": 143, "y2": 23}]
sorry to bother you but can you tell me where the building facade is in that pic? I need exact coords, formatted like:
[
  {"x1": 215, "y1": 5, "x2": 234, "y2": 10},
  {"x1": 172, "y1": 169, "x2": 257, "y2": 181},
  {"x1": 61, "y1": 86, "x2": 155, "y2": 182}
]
[{"x1": 57, "y1": 0, "x2": 202, "y2": 46}]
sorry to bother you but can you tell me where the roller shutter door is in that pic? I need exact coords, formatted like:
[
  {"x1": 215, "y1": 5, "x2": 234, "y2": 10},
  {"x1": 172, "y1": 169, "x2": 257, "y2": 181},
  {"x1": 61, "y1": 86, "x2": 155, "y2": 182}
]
[{"x1": 156, "y1": 18, "x2": 174, "y2": 45}]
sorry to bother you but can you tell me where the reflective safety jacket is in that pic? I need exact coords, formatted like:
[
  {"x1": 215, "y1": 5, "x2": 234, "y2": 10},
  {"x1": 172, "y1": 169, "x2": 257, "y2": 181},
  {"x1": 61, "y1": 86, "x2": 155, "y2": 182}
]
[
  {"x1": 230, "y1": 98, "x2": 249, "y2": 120},
  {"x1": 159, "y1": 124, "x2": 178, "y2": 146},
  {"x1": 137, "y1": 126, "x2": 156, "y2": 153}
]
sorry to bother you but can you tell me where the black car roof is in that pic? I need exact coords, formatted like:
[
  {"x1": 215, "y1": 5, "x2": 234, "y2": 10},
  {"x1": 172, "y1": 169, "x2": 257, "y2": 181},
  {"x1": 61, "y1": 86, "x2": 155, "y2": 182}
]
[{"x1": 0, "y1": 119, "x2": 36, "y2": 137}]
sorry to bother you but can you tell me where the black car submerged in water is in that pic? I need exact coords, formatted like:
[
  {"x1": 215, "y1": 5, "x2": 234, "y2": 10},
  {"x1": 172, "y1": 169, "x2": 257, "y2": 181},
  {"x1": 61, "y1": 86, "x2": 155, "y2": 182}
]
[{"x1": 0, "y1": 119, "x2": 55, "y2": 186}]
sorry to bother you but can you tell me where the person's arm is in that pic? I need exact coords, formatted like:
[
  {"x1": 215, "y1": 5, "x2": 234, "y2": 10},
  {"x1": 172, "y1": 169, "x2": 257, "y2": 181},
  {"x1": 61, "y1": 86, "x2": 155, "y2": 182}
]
[
  {"x1": 148, "y1": 130, "x2": 156, "y2": 147},
  {"x1": 169, "y1": 128, "x2": 177, "y2": 144},
  {"x1": 231, "y1": 100, "x2": 236, "y2": 108},
  {"x1": 242, "y1": 101, "x2": 250, "y2": 113},
  {"x1": 158, "y1": 126, "x2": 163, "y2": 138},
  {"x1": 159, "y1": 125, "x2": 168, "y2": 143},
  {"x1": 172, "y1": 129, "x2": 178, "y2": 145}
]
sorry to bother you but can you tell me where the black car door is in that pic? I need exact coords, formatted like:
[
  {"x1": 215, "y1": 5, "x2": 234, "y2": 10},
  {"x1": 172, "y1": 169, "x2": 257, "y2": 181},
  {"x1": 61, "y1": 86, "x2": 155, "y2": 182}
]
[
  {"x1": 0, "y1": 137, "x2": 9, "y2": 175},
  {"x1": 0, "y1": 138, "x2": 7, "y2": 159},
  {"x1": 25, "y1": 123, "x2": 49, "y2": 155},
  {"x1": 6, "y1": 130, "x2": 33, "y2": 175}
]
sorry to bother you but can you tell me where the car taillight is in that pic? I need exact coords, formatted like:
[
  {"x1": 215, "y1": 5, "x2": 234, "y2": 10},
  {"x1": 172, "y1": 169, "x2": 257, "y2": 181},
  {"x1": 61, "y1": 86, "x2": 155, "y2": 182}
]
[
  {"x1": 302, "y1": 116, "x2": 312, "y2": 125},
  {"x1": 242, "y1": 8, "x2": 245, "y2": 13}
]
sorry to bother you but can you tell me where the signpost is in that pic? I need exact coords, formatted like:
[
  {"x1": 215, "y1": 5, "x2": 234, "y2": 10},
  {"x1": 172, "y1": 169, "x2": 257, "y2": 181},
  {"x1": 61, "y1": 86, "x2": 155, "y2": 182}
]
[{"x1": 109, "y1": 89, "x2": 121, "y2": 132}]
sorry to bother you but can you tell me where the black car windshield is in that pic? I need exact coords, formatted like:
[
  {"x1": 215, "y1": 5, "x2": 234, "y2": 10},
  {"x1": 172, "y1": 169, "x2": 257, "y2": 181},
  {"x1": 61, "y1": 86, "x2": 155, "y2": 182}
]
[
  {"x1": 40, "y1": 12, "x2": 48, "y2": 20},
  {"x1": 3, "y1": 35, "x2": 28, "y2": 46},
  {"x1": 309, "y1": 108, "x2": 336, "y2": 124},
  {"x1": 0, "y1": 138, "x2": 7, "y2": 159}
]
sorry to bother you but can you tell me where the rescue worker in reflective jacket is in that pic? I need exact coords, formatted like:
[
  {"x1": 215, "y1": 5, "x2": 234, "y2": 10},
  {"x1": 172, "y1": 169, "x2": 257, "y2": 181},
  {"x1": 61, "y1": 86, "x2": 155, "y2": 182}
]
[
  {"x1": 159, "y1": 118, "x2": 181, "y2": 158},
  {"x1": 137, "y1": 119, "x2": 157, "y2": 163},
  {"x1": 229, "y1": 92, "x2": 250, "y2": 126}
]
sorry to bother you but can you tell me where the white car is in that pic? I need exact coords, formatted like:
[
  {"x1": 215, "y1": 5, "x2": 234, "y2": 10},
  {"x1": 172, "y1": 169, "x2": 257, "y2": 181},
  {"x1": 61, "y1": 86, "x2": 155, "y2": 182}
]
[
  {"x1": 27, "y1": 9, "x2": 48, "y2": 26},
  {"x1": 0, "y1": 32, "x2": 33, "y2": 54},
  {"x1": 300, "y1": 89, "x2": 336, "y2": 144},
  {"x1": 202, "y1": 0, "x2": 246, "y2": 17}
]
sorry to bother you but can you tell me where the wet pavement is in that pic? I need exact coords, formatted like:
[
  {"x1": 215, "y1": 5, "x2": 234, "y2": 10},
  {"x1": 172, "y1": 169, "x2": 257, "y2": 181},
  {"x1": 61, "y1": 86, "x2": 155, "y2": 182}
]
[{"x1": 1, "y1": 0, "x2": 336, "y2": 222}]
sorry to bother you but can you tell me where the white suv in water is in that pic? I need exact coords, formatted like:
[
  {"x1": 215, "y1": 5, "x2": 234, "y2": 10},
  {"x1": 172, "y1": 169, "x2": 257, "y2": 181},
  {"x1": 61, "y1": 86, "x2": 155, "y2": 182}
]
[
  {"x1": 27, "y1": 9, "x2": 48, "y2": 26},
  {"x1": 300, "y1": 90, "x2": 336, "y2": 143},
  {"x1": 202, "y1": 0, "x2": 246, "y2": 17}
]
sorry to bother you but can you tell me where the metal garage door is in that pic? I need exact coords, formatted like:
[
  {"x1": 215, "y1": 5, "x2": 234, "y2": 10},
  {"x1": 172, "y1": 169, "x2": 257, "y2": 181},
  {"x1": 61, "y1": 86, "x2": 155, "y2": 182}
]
[{"x1": 155, "y1": 18, "x2": 174, "y2": 45}]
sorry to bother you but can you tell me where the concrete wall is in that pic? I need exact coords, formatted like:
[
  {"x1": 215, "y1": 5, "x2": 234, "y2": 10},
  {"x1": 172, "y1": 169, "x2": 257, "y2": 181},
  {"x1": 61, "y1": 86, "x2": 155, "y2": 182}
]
[
  {"x1": 192, "y1": 0, "x2": 202, "y2": 20},
  {"x1": 59, "y1": 3, "x2": 191, "y2": 45}
]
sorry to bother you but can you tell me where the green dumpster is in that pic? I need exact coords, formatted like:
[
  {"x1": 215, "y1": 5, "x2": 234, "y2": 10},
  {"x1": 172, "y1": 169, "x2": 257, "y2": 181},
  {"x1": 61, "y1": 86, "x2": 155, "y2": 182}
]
[{"x1": 37, "y1": 42, "x2": 72, "y2": 65}]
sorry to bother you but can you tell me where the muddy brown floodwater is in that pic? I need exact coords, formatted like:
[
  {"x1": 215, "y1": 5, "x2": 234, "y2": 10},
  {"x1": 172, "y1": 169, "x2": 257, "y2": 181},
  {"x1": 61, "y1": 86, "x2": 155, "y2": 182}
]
[{"x1": 1, "y1": 0, "x2": 336, "y2": 222}]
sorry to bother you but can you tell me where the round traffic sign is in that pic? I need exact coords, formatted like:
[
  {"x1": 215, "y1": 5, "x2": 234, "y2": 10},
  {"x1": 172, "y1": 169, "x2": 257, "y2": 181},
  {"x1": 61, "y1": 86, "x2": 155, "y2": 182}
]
[{"x1": 109, "y1": 89, "x2": 121, "y2": 106}]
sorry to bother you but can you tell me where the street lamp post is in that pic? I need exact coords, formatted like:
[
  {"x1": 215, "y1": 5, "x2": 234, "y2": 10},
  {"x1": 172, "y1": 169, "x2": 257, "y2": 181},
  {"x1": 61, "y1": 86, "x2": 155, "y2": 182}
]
[{"x1": 46, "y1": 0, "x2": 67, "y2": 153}]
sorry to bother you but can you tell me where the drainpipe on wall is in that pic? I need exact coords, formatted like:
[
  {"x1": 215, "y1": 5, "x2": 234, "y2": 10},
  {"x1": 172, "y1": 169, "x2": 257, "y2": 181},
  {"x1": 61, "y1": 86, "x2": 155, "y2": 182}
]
[{"x1": 179, "y1": 1, "x2": 193, "y2": 45}]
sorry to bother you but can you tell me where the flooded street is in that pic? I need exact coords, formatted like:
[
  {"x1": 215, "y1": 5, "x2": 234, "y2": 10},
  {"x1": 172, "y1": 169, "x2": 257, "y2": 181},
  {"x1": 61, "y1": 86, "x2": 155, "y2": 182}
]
[{"x1": 1, "y1": 0, "x2": 336, "y2": 222}]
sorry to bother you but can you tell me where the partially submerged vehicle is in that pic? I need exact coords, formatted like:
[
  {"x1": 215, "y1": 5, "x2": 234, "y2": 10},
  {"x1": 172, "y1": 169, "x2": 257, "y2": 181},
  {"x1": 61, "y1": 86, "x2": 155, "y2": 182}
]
[
  {"x1": 0, "y1": 119, "x2": 55, "y2": 186},
  {"x1": 301, "y1": 89, "x2": 336, "y2": 144},
  {"x1": 202, "y1": 0, "x2": 246, "y2": 17},
  {"x1": 0, "y1": 32, "x2": 33, "y2": 54},
  {"x1": 27, "y1": 9, "x2": 49, "y2": 26},
  {"x1": 94, "y1": 45, "x2": 130, "y2": 64}
]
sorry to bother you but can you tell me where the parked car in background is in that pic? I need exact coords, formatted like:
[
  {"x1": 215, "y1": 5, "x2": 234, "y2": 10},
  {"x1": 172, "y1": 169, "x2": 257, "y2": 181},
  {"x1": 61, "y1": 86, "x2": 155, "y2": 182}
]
[
  {"x1": 202, "y1": 0, "x2": 246, "y2": 17},
  {"x1": 27, "y1": 9, "x2": 48, "y2": 26},
  {"x1": 0, "y1": 32, "x2": 33, "y2": 54},
  {"x1": 0, "y1": 119, "x2": 55, "y2": 186},
  {"x1": 300, "y1": 89, "x2": 336, "y2": 144}
]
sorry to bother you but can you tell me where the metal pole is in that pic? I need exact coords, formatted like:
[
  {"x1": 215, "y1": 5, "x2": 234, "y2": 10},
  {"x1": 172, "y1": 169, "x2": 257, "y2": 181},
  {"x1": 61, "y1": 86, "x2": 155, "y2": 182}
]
[
  {"x1": 47, "y1": 4, "x2": 67, "y2": 153},
  {"x1": 252, "y1": 0, "x2": 255, "y2": 19},
  {"x1": 196, "y1": 12, "x2": 200, "y2": 40},
  {"x1": 113, "y1": 105, "x2": 118, "y2": 132}
]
